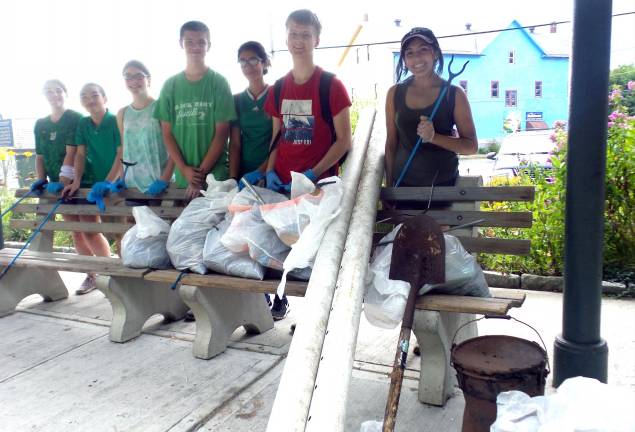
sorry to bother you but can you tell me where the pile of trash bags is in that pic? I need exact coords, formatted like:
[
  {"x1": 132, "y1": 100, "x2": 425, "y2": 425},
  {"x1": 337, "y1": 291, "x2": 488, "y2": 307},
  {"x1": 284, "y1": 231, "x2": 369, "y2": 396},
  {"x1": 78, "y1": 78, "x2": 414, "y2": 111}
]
[
  {"x1": 363, "y1": 224, "x2": 491, "y2": 329},
  {"x1": 121, "y1": 173, "x2": 344, "y2": 291}
]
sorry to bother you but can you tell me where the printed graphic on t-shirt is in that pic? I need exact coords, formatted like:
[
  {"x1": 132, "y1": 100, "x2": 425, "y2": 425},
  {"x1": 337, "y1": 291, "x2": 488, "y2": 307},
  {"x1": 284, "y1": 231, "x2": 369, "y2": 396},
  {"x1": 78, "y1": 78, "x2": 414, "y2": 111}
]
[
  {"x1": 174, "y1": 101, "x2": 214, "y2": 125},
  {"x1": 281, "y1": 99, "x2": 313, "y2": 145}
]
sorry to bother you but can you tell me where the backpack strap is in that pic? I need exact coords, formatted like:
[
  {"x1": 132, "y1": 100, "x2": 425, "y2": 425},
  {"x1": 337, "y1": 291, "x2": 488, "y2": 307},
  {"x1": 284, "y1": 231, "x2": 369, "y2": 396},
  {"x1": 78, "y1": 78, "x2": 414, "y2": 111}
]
[
  {"x1": 233, "y1": 93, "x2": 241, "y2": 119},
  {"x1": 319, "y1": 71, "x2": 336, "y2": 143}
]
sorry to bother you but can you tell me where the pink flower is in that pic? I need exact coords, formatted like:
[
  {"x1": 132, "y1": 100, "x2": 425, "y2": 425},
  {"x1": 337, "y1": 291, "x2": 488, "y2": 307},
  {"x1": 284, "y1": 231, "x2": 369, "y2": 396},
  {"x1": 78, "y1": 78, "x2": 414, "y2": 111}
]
[
  {"x1": 628, "y1": 81, "x2": 635, "y2": 91},
  {"x1": 608, "y1": 121, "x2": 615, "y2": 128},
  {"x1": 609, "y1": 89, "x2": 622, "y2": 102}
]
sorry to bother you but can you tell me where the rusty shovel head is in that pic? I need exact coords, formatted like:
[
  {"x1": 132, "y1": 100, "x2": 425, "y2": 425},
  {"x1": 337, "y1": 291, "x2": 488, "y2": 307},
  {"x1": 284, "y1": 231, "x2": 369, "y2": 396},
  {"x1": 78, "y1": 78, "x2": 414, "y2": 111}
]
[{"x1": 389, "y1": 214, "x2": 445, "y2": 288}]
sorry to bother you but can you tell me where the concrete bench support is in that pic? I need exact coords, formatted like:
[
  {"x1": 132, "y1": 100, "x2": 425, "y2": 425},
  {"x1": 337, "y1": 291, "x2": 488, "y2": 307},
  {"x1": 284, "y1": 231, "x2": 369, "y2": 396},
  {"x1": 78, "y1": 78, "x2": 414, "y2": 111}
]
[
  {"x1": 179, "y1": 285, "x2": 274, "y2": 360},
  {"x1": 0, "y1": 268, "x2": 68, "y2": 317},
  {"x1": 96, "y1": 275, "x2": 188, "y2": 342},
  {"x1": 412, "y1": 310, "x2": 477, "y2": 406}
]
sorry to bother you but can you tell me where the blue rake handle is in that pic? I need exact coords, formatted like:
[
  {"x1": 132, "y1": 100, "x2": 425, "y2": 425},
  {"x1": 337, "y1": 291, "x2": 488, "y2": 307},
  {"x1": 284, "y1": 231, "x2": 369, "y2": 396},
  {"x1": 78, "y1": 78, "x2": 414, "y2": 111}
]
[
  {"x1": 1, "y1": 190, "x2": 36, "y2": 219},
  {"x1": 394, "y1": 56, "x2": 469, "y2": 187},
  {"x1": 0, "y1": 199, "x2": 64, "y2": 280}
]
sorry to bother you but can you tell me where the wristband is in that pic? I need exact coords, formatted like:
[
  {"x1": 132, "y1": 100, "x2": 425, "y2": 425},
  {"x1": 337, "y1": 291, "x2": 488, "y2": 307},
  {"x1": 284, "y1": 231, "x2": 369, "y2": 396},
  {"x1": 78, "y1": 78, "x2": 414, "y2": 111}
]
[{"x1": 59, "y1": 164, "x2": 75, "y2": 180}]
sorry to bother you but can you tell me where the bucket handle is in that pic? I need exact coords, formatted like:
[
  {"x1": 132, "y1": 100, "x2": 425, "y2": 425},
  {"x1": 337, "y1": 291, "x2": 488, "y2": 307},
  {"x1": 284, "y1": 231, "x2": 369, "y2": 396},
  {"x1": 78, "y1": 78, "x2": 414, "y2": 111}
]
[{"x1": 451, "y1": 315, "x2": 550, "y2": 374}]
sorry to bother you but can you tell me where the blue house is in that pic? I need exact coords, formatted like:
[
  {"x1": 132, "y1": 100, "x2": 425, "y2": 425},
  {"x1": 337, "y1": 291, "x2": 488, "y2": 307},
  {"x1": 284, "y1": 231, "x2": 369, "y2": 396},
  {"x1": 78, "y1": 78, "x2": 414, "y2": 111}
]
[{"x1": 394, "y1": 20, "x2": 570, "y2": 142}]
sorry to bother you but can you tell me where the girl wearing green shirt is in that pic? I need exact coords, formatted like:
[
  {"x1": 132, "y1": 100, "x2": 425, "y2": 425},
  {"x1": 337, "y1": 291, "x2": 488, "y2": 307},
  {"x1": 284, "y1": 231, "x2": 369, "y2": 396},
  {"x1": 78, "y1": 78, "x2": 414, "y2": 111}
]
[
  {"x1": 229, "y1": 41, "x2": 273, "y2": 189},
  {"x1": 62, "y1": 83, "x2": 121, "y2": 294},
  {"x1": 33, "y1": 79, "x2": 102, "y2": 295}
]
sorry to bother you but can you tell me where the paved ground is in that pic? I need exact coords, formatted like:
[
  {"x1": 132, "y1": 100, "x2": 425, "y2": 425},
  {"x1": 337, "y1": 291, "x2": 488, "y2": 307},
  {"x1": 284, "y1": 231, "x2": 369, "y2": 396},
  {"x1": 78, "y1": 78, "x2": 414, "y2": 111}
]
[{"x1": 1, "y1": 271, "x2": 633, "y2": 431}]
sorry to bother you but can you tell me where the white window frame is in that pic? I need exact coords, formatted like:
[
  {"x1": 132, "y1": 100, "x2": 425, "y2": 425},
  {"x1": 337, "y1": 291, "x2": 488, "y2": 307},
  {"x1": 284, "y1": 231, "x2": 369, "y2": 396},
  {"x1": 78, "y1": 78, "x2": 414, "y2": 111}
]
[
  {"x1": 505, "y1": 90, "x2": 517, "y2": 107},
  {"x1": 508, "y1": 50, "x2": 515, "y2": 64},
  {"x1": 535, "y1": 81, "x2": 543, "y2": 98}
]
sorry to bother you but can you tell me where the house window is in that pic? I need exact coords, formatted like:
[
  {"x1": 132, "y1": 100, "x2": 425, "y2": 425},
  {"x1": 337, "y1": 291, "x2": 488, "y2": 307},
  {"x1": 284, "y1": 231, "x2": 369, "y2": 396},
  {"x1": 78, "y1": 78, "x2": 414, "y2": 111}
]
[
  {"x1": 535, "y1": 81, "x2": 543, "y2": 97},
  {"x1": 491, "y1": 81, "x2": 499, "y2": 98},
  {"x1": 505, "y1": 90, "x2": 517, "y2": 107},
  {"x1": 459, "y1": 80, "x2": 468, "y2": 93},
  {"x1": 508, "y1": 50, "x2": 515, "y2": 64}
]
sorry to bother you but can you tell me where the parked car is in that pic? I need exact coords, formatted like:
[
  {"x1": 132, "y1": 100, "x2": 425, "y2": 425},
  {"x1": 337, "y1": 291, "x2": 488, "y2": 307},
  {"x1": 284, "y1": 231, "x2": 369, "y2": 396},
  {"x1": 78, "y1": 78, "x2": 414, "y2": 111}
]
[{"x1": 487, "y1": 130, "x2": 556, "y2": 179}]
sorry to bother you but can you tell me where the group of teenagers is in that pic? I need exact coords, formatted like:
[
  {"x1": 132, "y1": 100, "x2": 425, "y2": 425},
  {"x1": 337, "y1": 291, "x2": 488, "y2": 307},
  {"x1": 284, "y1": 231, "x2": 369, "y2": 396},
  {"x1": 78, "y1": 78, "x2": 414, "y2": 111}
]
[{"x1": 30, "y1": 9, "x2": 477, "y2": 320}]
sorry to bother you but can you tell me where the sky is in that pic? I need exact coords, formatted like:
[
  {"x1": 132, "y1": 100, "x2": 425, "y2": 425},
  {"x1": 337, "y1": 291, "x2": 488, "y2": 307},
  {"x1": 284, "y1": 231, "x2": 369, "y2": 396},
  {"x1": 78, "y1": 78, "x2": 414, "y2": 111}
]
[{"x1": 0, "y1": 0, "x2": 633, "y2": 123}]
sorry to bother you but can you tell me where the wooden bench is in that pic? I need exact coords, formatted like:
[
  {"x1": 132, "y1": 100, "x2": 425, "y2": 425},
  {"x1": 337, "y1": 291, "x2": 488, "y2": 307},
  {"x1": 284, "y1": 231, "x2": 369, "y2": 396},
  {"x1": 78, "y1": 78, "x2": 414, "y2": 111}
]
[
  {"x1": 0, "y1": 188, "x2": 298, "y2": 358},
  {"x1": 0, "y1": 189, "x2": 192, "y2": 342},
  {"x1": 378, "y1": 175, "x2": 534, "y2": 406}
]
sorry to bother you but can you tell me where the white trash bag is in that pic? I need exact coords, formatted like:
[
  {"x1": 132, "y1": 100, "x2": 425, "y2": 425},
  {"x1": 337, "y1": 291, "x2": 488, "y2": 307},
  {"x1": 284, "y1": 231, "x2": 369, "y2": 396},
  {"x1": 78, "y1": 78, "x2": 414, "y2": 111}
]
[
  {"x1": 418, "y1": 234, "x2": 490, "y2": 298},
  {"x1": 121, "y1": 206, "x2": 172, "y2": 269},
  {"x1": 203, "y1": 218, "x2": 265, "y2": 280},
  {"x1": 274, "y1": 175, "x2": 344, "y2": 296},
  {"x1": 491, "y1": 376, "x2": 635, "y2": 432},
  {"x1": 363, "y1": 224, "x2": 410, "y2": 329},
  {"x1": 363, "y1": 227, "x2": 491, "y2": 329},
  {"x1": 166, "y1": 175, "x2": 237, "y2": 274},
  {"x1": 228, "y1": 185, "x2": 286, "y2": 214}
]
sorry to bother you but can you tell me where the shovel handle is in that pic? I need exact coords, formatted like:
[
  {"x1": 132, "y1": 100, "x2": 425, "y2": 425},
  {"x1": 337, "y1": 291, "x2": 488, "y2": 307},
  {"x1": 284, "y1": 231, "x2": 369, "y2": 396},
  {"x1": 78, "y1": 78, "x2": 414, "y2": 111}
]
[{"x1": 383, "y1": 283, "x2": 418, "y2": 431}]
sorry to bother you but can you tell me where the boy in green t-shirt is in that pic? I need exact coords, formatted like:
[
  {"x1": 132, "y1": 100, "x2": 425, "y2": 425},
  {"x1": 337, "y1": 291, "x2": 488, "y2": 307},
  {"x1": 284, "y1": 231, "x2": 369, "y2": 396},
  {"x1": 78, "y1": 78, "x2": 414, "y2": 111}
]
[{"x1": 154, "y1": 20, "x2": 236, "y2": 200}]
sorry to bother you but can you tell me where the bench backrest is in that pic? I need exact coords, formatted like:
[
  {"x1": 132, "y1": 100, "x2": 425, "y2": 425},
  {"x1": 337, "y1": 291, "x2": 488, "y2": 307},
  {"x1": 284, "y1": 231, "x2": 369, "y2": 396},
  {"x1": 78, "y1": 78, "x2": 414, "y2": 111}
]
[
  {"x1": 378, "y1": 175, "x2": 535, "y2": 255},
  {"x1": 9, "y1": 188, "x2": 188, "y2": 236}
]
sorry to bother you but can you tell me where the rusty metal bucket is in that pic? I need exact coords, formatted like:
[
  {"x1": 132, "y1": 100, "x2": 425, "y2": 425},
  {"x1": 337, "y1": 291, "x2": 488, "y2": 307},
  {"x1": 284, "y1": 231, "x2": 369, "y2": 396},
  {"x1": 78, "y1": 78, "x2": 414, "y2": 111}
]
[{"x1": 451, "y1": 316, "x2": 549, "y2": 432}]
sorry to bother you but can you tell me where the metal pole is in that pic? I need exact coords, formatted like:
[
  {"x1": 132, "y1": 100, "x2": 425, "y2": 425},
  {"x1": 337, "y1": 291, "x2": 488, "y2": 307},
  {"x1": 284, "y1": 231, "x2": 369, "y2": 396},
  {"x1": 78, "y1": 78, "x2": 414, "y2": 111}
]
[{"x1": 553, "y1": 0, "x2": 611, "y2": 386}]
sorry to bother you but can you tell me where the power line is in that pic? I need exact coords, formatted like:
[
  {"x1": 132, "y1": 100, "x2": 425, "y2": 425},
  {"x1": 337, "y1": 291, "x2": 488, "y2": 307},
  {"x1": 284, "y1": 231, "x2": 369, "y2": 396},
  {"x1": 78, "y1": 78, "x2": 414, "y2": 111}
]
[{"x1": 271, "y1": 11, "x2": 635, "y2": 54}]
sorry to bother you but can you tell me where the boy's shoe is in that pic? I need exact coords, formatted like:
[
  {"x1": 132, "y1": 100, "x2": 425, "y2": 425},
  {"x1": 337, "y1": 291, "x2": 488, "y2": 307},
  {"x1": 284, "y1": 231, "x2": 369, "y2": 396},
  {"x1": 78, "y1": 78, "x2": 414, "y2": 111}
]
[
  {"x1": 184, "y1": 310, "x2": 195, "y2": 322},
  {"x1": 265, "y1": 293, "x2": 272, "y2": 308},
  {"x1": 76, "y1": 274, "x2": 97, "y2": 295},
  {"x1": 271, "y1": 295, "x2": 290, "y2": 321}
]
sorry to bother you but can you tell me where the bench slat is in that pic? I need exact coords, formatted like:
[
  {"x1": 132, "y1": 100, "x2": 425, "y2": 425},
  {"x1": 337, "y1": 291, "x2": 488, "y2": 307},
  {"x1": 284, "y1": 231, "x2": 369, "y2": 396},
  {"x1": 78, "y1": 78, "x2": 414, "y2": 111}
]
[
  {"x1": 417, "y1": 292, "x2": 525, "y2": 315},
  {"x1": 12, "y1": 204, "x2": 182, "y2": 219},
  {"x1": 381, "y1": 186, "x2": 535, "y2": 202},
  {"x1": 0, "y1": 249, "x2": 147, "y2": 278},
  {"x1": 376, "y1": 210, "x2": 532, "y2": 228},
  {"x1": 144, "y1": 270, "x2": 309, "y2": 297},
  {"x1": 489, "y1": 287, "x2": 526, "y2": 304},
  {"x1": 10, "y1": 220, "x2": 133, "y2": 234},
  {"x1": 456, "y1": 237, "x2": 530, "y2": 255},
  {"x1": 15, "y1": 187, "x2": 189, "y2": 201}
]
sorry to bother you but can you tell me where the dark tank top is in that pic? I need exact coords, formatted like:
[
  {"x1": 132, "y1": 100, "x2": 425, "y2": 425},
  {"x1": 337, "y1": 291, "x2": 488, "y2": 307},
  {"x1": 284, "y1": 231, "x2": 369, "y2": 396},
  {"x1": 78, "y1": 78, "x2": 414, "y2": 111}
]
[{"x1": 393, "y1": 77, "x2": 459, "y2": 186}]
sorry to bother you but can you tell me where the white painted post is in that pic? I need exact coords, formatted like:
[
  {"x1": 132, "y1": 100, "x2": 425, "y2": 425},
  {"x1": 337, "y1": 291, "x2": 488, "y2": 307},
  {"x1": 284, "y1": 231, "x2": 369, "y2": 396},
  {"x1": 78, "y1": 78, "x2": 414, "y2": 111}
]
[
  {"x1": 305, "y1": 113, "x2": 385, "y2": 431},
  {"x1": 266, "y1": 109, "x2": 376, "y2": 432}
]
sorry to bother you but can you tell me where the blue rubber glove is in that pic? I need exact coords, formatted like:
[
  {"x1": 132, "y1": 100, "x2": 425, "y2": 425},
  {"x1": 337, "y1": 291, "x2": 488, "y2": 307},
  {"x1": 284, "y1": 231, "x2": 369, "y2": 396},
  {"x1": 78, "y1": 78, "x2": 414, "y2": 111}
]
[
  {"x1": 302, "y1": 169, "x2": 317, "y2": 183},
  {"x1": 266, "y1": 170, "x2": 286, "y2": 192},
  {"x1": 87, "y1": 181, "x2": 111, "y2": 212},
  {"x1": 109, "y1": 179, "x2": 126, "y2": 193},
  {"x1": 30, "y1": 179, "x2": 48, "y2": 195},
  {"x1": 238, "y1": 170, "x2": 265, "y2": 191},
  {"x1": 46, "y1": 182, "x2": 64, "y2": 194},
  {"x1": 146, "y1": 179, "x2": 169, "y2": 196}
]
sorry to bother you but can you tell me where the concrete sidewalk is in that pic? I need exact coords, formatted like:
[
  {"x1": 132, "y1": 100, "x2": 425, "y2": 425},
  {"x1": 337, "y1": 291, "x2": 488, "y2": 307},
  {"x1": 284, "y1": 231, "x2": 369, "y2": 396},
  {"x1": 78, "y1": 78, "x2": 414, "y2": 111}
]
[{"x1": 1, "y1": 271, "x2": 633, "y2": 431}]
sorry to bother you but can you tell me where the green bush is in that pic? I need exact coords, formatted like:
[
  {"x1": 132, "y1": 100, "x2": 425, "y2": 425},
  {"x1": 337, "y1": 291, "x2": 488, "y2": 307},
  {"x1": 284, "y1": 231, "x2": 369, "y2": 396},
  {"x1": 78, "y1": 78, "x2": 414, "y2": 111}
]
[
  {"x1": 479, "y1": 97, "x2": 635, "y2": 283},
  {"x1": 1, "y1": 187, "x2": 74, "y2": 248},
  {"x1": 477, "y1": 140, "x2": 501, "y2": 155}
]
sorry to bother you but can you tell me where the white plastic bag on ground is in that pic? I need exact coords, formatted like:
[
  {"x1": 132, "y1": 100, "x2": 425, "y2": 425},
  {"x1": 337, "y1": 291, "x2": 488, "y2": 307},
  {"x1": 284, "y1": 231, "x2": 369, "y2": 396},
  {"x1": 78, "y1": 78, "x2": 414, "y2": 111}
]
[
  {"x1": 121, "y1": 206, "x2": 172, "y2": 269},
  {"x1": 203, "y1": 218, "x2": 265, "y2": 280},
  {"x1": 359, "y1": 420, "x2": 382, "y2": 432},
  {"x1": 363, "y1": 224, "x2": 410, "y2": 329},
  {"x1": 418, "y1": 234, "x2": 490, "y2": 298},
  {"x1": 491, "y1": 376, "x2": 635, "y2": 432},
  {"x1": 275, "y1": 176, "x2": 344, "y2": 296},
  {"x1": 166, "y1": 176, "x2": 237, "y2": 274}
]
